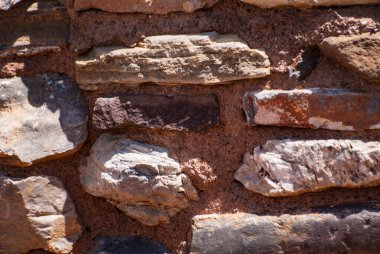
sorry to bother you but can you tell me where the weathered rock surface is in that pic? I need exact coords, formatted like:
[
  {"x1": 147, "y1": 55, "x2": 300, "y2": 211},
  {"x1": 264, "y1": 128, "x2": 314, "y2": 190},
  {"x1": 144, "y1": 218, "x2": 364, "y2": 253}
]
[
  {"x1": 288, "y1": 46, "x2": 320, "y2": 81},
  {"x1": 319, "y1": 33, "x2": 380, "y2": 82},
  {"x1": 0, "y1": 0, "x2": 68, "y2": 58},
  {"x1": 191, "y1": 210, "x2": 380, "y2": 254},
  {"x1": 241, "y1": 0, "x2": 380, "y2": 8},
  {"x1": 0, "y1": 175, "x2": 82, "y2": 254},
  {"x1": 234, "y1": 139, "x2": 380, "y2": 197},
  {"x1": 0, "y1": 74, "x2": 88, "y2": 166},
  {"x1": 243, "y1": 88, "x2": 380, "y2": 131},
  {"x1": 74, "y1": 0, "x2": 219, "y2": 14},
  {"x1": 93, "y1": 94, "x2": 219, "y2": 131},
  {"x1": 75, "y1": 32, "x2": 270, "y2": 90},
  {"x1": 182, "y1": 158, "x2": 217, "y2": 191},
  {"x1": 79, "y1": 133, "x2": 198, "y2": 226},
  {"x1": 0, "y1": 0, "x2": 23, "y2": 10},
  {"x1": 89, "y1": 237, "x2": 171, "y2": 254}
]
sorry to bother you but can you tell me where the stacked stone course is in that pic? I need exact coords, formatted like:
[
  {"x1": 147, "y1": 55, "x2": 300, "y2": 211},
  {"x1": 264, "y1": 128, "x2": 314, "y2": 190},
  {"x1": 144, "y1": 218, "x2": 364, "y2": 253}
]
[{"x1": 1, "y1": 0, "x2": 380, "y2": 253}]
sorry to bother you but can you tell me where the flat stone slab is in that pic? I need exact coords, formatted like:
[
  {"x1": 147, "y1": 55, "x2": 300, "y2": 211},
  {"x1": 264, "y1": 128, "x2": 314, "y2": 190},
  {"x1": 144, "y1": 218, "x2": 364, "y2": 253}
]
[
  {"x1": 93, "y1": 94, "x2": 219, "y2": 131},
  {"x1": 235, "y1": 139, "x2": 380, "y2": 197},
  {"x1": 191, "y1": 210, "x2": 380, "y2": 254},
  {"x1": 0, "y1": 175, "x2": 82, "y2": 254},
  {"x1": 74, "y1": 0, "x2": 219, "y2": 14},
  {"x1": 240, "y1": 0, "x2": 380, "y2": 8},
  {"x1": 319, "y1": 33, "x2": 380, "y2": 82},
  {"x1": 0, "y1": 73, "x2": 88, "y2": 166},
  {"x1": 76, "y1": 32, "x2": 270, "y2": 90},
  {"x1": 89, "y1": 237, "x2": 171, "y2": 254},
  {"x1": 79, "y1": 133, "x2": 198, "y2": 226},
  {"x1": 243, "y1": 88, "x2": 380, "y2": 131},
  {"x1": 0, "y1": 0, "x2": 68, "y2": 58}
]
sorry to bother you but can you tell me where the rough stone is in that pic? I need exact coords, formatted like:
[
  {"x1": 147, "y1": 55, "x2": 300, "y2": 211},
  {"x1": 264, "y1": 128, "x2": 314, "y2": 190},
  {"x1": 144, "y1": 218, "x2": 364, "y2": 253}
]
[
  {"x1": 243, "y1": 88, "x2": 380, "y2": 131},
  {"x1": 93, "y1": 94, "x2": 219, "y2": 131},
  {"x1": 319, "y1": 33, "x2": 380, "y2": 82},
  {"x1": 0, "y1": 73, "x2": 88, "y2": 167},
  {"x1": 0, "y1": 0, "x2": 68, "y2": 58},
  {"x1": 79, "y1": 133, "x2": 198, "y2": 226},
  {"x1": 191, "y1": 210, "x2": 380, "y2": 254},
  {"x1": 240, "y1": 0, "x2": 380, "y2": 8},
  {"x1": 0, "y1": 0, "x2": 23, "y2": 10},
  {"x1": 74, "y1": 0, "x2": 219, "y2": 14},
  {"x1": 234, "y1": 139, "x2": 380, "y2": 197},
  {"x1": 182, "y1": 158, "x2": 217, "y2": 191},
  {"x1": 288, "y1": 46, "x2": 320, "y2": 81},
  {"x1": 75, "y1": 32, "x2": 270, "y2": 90},
  {"x1": 0, "y1": 175, "x2": 82, "y2": 254},
  {"x1": 89, "y1": 237, "x2": 171, "y2": 254}
]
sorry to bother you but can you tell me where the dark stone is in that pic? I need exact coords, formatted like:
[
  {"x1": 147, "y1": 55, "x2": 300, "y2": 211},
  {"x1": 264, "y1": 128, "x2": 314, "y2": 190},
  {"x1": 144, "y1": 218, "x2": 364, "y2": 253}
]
[
  {"x1": 289, "y1": 46, "x2": 320, "y2": 81},
  {"x1": 191, "y1": 209, "x2": 380, "y2": 254},
  {"x1": 90, "y1": 237, "x2": 171, "y2": 254},
  {"x1": 92, "y1": 94, "x2": 219, "y2": 131}
]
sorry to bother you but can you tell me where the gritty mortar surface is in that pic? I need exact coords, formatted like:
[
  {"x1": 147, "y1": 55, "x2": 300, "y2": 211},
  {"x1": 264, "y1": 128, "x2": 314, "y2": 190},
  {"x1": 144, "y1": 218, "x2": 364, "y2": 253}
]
[{"x1": 1, "y1": 0, "x2": 380, "y2": 253}]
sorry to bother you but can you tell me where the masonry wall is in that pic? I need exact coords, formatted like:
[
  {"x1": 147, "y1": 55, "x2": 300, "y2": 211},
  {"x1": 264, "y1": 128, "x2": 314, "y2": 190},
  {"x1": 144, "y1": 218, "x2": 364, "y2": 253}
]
[{"x1": 1, "y1": 0, "x2": 380, "y2": 253}]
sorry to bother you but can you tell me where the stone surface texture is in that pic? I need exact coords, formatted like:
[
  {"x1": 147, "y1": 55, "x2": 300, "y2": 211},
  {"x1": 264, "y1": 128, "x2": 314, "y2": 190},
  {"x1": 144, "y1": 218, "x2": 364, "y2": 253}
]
[
  {"x1": 0, "y1": 0, "x2": 68, "y2": 58},
  {"x1": 243, "y1": 88, "x2": 380, "y2": 131},
  {"x1": 89, "y1": 237, "x2": 172, "y2": 254},
  {"x1": 79, "y1": 133, "x2": 198, "y2": 226},
  {"x1": 240, "y1": 0, "x2": 380, "y2": 8},
  {"x1": 0, "y1": 175, "x2": 82, "y2": 254},
  {"x1": 74, "y1": 0, "x2": 219, "y2": 14},
  {"x1": 0, "y1": 0, "x2": 23, "y2": 10},
  {"x1": 319, "y1": 33, "x2": 380, "y2": 82},
  {"x1": 0, "y1": 74, "x2": 88, "y2": 166},
  {"x1": 235, "y1": 139, "x2": 380, "y2": 197},
  {"x1": 75, "y1": 32, "x2": 270, "y2": 90},
  {"x1": 191, "y1": 210, "x2": 380, "y2": 254},
  {"x1": 182, "y1": 158, "x2": 217, "y2": 191},
  {"x1": 93, "y1": 94, "x2": 219, "y2": 131}
]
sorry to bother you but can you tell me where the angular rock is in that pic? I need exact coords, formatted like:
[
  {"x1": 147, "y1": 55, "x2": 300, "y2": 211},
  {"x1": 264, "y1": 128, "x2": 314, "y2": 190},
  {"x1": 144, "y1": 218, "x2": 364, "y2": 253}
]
[
  {"x1": 0, "y1": 175, "x2": 82, "y2": 254},
  {"x1": 0, "y1": 0, "x2": 23, "y2": 10},
  {"x1": 243, "y1": 88, "x2": 380, "y2": 131},
  {"x1": 288, "y1": 46, "x2": 320, "y2": 81},
  {"x1": 79, "y1": 133, "x2": 198, "y2": 226},
  {"x1": 93, "y1": 94, "x2": 219, "y2": 131},
  {"x1": 191, "y1": 210, "x2": 380, "y2": 254},
  {"x1": 75, "y1": 32, "x2": 270, "y2": 90},
  {"x1": 240, "y1": 0, "x2": 380, "y2": 8},
  {"x1": 89, "y1": 237, "x2": 171, "y2": 254},
  {"x1": 74, "y1": 0, "x2": 219, "y2": 14},
  {"x1": 0, "y1": 74, "x2": 88, "y2": 166},
  {"x1": 234, "y1": 139, "x2": 380, "y2": 197},
  {"x1": 0, "y1": 0, "x2": 68, "y2": 58},
  {"x1": 319, "y1": 33, "x2": 380, "y2": 82}
]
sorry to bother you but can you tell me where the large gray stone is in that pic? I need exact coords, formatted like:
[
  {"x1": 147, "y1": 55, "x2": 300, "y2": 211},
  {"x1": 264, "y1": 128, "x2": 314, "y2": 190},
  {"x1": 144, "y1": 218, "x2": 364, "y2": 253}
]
[
  {"x1": 74, "y1": 0, "x2": 219, "y2": 14},
  {"x1": 240, "y1": 0, "x2": 380, "y2": 8},
  {"x1": 191, "y1": 209, "x2": 380, "y2": 254},
  {"x1": 243, "y1": 88, "x2": 380, "y2": 131},
  {"x1": 79, "y1": 133, "x2": 198, "y2": 226},
  {"x1": 75, "y1": 32, "x2": 270, "y2": 90},
  {"x1": 0, "y1": 0, "x2": 68, "y2": 58},
  {"x1": 235, "y1": 139, "x2": 380, "y2": 197},
  {"x1": 319, "y1": 33, "x2": 380, "y2": 82},
  {"x1": 0, "y1": 74, "x2": 88, "y2": 166},
  {"x1": 0, "y1": 175, "x2": 82, "y2": 254}
]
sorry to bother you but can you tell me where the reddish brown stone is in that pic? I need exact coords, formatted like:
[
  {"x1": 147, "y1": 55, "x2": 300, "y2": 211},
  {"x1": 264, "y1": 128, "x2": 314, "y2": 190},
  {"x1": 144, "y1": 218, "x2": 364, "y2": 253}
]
[
  {"x1": 243, "y1": 89, "x2": 380, "y2": 131},
  {"x1": 0, "y1": 0, "x2": 68, "y2": 59},
  {"x1": 93, "y1": 94, "x2": 219, "y2": 131}
]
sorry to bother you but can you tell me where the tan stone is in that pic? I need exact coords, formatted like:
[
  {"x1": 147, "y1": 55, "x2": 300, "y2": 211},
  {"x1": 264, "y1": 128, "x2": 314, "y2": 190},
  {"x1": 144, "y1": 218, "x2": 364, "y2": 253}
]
[
  {"x1": 319, "y1": 33, "x2": 380, "y2": 82},
  {"x1": 241, "y1": 0, "x2": 380, "y2": 8},
  {"x1": 235, "y1": 139, "x2": 380, "y2": 197},
  {"x1": 74, "y1": 0, "x2": 219, "y2": 14},
  {"x1": 243, "y1": 88, "x2": 380, "y2": 131},
  {"x1": 0, "y1": 0, "x2": 68, "y2": 58},
  {"x1": 75, "y1": 32, "x2": 270, "y2": 90},
  {"x1": 79, "y1": 133, "x2": 198, "y2": 226},
  {"x1": 0, "y1": 175, "x2": 82, "y2": 254}
]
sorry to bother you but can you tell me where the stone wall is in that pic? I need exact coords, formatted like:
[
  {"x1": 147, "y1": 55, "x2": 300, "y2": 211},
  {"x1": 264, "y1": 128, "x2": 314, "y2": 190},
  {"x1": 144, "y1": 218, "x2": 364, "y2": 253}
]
[{"x1": 1, "y1": 0, "x2": 380, "y2": 253}]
